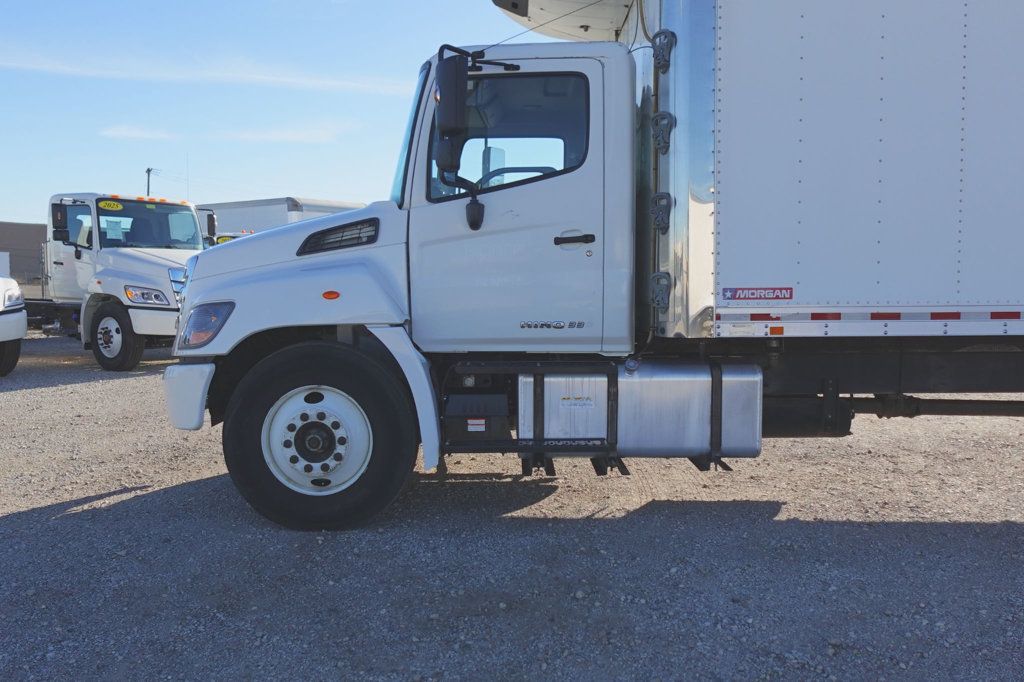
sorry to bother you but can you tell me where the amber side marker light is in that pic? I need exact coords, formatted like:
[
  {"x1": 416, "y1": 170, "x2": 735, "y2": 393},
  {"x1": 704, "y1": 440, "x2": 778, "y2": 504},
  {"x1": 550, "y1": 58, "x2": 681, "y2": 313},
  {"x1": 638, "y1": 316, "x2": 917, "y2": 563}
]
[{"x1": 322, "y1": 291, "x2": 341, "y2": 300}]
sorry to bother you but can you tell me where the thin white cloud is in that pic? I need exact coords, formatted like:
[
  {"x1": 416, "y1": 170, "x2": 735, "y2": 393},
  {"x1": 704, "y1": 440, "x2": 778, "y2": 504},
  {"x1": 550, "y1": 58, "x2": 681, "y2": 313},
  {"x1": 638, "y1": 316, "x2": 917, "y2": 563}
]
[
  {"x1": 217, "y1": 123, "x2": 356, "y2": 144},
  {"x1": 99, "y1": 125, "x2": 174, "y2": 140},
  {"x1": 0, "y1": 52, "x2": 411, "y2": 96}
]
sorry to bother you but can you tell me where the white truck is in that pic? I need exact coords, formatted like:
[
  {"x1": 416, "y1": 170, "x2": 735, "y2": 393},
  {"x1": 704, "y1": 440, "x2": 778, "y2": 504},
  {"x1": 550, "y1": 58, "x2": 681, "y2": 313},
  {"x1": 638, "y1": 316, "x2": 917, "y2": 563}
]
[
  {"x1": 34, "y1": 194, "x2": 207, "y2": 370},
  {"x1": 196, "y1": 197, "x2": 364, "y2": 241},
  {"x1": 164, "y1": 0, "x2": 1024, "y2": 529},
  {"x1": 0, "y1": 274, "x2": 26, "y2": 377}
]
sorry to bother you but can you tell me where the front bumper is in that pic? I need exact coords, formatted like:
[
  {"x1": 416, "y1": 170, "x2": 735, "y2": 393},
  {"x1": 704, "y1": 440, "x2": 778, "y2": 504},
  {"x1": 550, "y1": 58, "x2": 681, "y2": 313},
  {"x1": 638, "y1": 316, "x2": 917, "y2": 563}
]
[
  {"x1": 163, "y1": 362, "x2": 216, "y2": 430},
  {"x1": 0, "y1": 308, "x2": 27, "y2": 342},
  {"x1": 128, "y1": 306, "x2": 179, "y2": 337}
]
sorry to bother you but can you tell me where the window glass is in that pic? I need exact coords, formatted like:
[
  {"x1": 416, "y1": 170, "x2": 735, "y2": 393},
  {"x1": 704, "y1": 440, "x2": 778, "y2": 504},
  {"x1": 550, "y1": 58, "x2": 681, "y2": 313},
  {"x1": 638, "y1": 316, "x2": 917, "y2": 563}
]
[
  {"x1": 67, "y1": 205, "x2": 93, "y2": 247},
  {"x1": 390, "y1": 63, "x2": 431, "y2": 206},
  {"x1": 95, "y1": 200, "x2": 202, "y2": 250},
  {"x1": 429, "y1": 73, "x2": 588, "y2": 200}
]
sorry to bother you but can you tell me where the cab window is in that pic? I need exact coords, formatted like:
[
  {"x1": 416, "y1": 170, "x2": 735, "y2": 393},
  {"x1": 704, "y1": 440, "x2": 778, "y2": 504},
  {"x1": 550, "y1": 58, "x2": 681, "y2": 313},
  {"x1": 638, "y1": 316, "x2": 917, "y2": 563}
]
[
  {"x1": 428, "y1": 73, "x2": 588, "y2": 201},
  {"x1": 67, "y1": 205, "x2": 93, "y2": 247}
]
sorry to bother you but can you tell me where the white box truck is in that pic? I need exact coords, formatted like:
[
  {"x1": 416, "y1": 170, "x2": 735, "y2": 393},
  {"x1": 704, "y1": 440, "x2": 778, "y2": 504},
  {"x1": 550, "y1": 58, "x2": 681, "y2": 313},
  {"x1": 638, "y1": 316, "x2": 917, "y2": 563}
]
[
  {"x1": 196, "y1": 197, "x2": 363, "y2": 240},
  {"x1": 164, "y1": 0, "x2": 1024, "y2": 528},
  {"x1": 31, "y1": 193, "x2": 208, "y2": 370}
]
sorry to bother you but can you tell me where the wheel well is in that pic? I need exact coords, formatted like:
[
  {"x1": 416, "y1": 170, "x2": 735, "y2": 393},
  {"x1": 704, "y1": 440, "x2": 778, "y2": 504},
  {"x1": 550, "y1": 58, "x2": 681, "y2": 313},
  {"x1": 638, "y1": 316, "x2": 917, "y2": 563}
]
[
  {"x1": 207, "y1": 325, "x2": 406, "y2": 426},
  {"x1": 81, "y1": 294, "x2": 121, "y2": 346}
]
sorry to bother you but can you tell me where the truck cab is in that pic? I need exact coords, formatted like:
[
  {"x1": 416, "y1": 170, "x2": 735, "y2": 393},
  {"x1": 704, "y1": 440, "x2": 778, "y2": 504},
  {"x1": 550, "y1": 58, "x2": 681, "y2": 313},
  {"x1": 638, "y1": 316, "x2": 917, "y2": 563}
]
[{"x1": 47, "y1": 193, "x2": 204, "y2": 370}]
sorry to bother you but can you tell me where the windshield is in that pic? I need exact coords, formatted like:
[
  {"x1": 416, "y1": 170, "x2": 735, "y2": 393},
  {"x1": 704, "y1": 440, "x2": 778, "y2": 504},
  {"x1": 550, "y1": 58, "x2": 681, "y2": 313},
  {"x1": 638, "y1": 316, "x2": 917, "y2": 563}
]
[
  {"x1": 389, "y1": 62, "x2": 431, "y2": 207},
  {"x1": 94, "y1": 199, "x2": 202, "y2": 250}
]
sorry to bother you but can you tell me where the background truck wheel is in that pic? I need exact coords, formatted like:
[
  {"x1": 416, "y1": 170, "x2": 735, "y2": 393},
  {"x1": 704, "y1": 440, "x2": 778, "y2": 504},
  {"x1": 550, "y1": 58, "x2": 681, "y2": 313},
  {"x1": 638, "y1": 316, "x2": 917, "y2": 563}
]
[
  {"x1": 90, "y1": 302, "x2": 145, "y2": 371},
  {"x1": 223, "y1": 342, "x2": 418, "y2": 530},
  {"x1": 0, "y1": 339, "x2": 21, "y2": 377}
]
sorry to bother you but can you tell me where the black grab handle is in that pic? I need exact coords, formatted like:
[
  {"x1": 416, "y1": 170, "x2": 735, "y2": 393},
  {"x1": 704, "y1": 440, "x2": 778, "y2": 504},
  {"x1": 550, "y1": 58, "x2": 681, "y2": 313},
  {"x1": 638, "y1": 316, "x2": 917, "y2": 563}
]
[{"x1": 553, "y1": 233, "x2": 596, "y2": 246}]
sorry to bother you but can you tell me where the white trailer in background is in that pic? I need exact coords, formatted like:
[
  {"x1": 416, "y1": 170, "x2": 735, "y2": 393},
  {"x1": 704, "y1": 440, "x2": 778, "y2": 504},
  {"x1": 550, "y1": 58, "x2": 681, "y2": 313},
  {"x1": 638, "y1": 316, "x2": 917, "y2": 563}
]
[
  {"x1": 196, "y1": 197, "x2": 364, "y2": 239},
  {"x1": 164, "y1": 0, "x2": 1024, "y2": 529}
]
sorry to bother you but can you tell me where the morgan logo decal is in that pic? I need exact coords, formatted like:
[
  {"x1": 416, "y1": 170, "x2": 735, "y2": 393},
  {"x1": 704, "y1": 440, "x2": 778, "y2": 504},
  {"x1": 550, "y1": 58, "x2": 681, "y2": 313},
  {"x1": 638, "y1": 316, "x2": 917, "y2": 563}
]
[{"x1": 723, "y1": 287, "x2": 794, "y2": 301}]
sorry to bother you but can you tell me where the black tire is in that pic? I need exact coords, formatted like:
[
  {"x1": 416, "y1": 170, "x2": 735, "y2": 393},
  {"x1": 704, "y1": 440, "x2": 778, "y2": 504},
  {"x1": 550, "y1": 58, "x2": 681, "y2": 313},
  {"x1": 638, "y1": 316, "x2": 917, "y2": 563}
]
[
  {"x1": 90, "y1": 302, "x2": 145, "y2": 371},
  {"x1": 0, "y1": 339, "x2": 20, "y2": 377},
  {"x1": 223, "y1": 342, "x2": 418, "y2": 530}
]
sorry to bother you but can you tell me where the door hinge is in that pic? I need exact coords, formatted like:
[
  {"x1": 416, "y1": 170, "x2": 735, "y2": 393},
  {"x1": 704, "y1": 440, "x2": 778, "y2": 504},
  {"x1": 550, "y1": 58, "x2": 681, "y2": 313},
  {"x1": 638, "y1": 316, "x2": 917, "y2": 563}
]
[
  {"x1": 650, "y1": 272, "x2": 672, "y2": 313},
  {"x1": 650, "y1": 193, "x2": 673, "y2": 234},
  {"x1": 652, "y1": 112, "x2": 676, "y2": 155},
  {"x1": 653, "y1": 30, "x2": 677, "y2": 73}
]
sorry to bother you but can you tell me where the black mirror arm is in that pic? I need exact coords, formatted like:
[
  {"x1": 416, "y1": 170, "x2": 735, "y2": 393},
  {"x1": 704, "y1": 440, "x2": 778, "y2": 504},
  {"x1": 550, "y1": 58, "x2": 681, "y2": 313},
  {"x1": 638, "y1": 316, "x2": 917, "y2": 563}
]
[{"x1": 440, "y1": 171, "x2": 485, "y2": 231}]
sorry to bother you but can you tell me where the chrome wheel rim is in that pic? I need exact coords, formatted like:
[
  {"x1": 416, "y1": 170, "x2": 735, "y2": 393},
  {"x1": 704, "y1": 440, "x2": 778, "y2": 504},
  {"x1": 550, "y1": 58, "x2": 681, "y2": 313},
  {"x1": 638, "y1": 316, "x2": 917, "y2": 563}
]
[
  {"x1": 261, "y1": 385, "x2": 373, "y2": 496},
  {"x1": 96, "y1": 316, "x2": 123, "y2": 358}
]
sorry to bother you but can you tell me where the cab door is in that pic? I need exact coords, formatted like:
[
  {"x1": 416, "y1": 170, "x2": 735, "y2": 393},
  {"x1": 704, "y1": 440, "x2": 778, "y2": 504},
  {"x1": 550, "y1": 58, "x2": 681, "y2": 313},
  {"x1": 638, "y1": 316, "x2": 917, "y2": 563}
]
[
  {"x1": 407, "y1": 58, "x2": 605, "y2": 353},
  {"x1": 46, "y1": 203, "x2": 94, "y2": 303}
]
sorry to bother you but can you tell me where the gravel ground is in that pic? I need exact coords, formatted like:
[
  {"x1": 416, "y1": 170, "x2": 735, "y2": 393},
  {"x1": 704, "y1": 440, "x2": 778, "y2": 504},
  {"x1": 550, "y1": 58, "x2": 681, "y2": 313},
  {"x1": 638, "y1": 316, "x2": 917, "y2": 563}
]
[{"x1": 2, "y1": 334, "x2": 1023, "y2": 679}]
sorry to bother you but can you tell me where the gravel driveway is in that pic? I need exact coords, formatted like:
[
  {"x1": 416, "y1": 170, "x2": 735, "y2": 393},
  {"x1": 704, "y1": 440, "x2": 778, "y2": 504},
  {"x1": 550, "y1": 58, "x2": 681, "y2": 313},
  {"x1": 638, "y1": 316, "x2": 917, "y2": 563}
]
[{"x1": 1, "y1": 335, "x2": 1023, "y2": 679}]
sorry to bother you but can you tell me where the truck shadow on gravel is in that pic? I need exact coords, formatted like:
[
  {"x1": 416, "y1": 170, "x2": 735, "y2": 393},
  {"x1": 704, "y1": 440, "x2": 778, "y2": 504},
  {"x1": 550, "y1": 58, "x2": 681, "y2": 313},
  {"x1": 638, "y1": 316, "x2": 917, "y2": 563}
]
[
  {"x1": 2, "y1": 474, "x2": 1023, "y2": 678},
  {"x1": 2, "y1": 337, "x2": 172, "y2": 392}
]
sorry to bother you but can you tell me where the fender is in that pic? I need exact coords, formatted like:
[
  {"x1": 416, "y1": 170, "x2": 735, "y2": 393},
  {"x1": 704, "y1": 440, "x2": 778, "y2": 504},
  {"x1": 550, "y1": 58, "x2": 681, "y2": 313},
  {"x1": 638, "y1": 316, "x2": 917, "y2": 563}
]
[
  {"x1": 178, "y1": 245, "x2": 408, "y2": 357},
  {"x1": 367, "y1": 324, "x2": 441, "y2": 471}
]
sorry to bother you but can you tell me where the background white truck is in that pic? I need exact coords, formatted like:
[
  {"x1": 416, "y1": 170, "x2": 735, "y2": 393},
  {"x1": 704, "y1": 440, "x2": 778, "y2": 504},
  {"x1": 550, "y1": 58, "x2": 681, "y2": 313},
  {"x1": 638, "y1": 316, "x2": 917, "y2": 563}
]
[
  {"x1": 164, "y1": 0, "x2": 1024, "y2": 529},
  {"x1": 196, "y1": 197, "x2": 363, "y2": 240},
  {"x1": 31, "y1": 193, "x2": 205, "y2": 370},
  {"x1": 0, "y1": 271, "x2": 26, "y2": 377}
]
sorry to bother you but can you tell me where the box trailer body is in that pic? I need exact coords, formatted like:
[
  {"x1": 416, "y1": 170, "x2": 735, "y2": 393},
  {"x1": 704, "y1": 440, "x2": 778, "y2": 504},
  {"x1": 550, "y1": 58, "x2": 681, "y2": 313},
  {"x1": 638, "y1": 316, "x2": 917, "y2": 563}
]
[
  {"x1": 163, "y1": 0, "x2": 1024, "y2": 528},
  {"x1": 196, "y1": 197, "x2": 364, "y2": 237}
]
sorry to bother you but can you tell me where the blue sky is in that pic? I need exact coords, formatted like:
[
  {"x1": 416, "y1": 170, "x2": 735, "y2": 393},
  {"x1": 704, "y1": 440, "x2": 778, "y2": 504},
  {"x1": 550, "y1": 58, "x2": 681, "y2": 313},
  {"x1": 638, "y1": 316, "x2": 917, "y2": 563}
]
[{"x1": 0, "y1": 0, "x2": 550, "y2": 223}]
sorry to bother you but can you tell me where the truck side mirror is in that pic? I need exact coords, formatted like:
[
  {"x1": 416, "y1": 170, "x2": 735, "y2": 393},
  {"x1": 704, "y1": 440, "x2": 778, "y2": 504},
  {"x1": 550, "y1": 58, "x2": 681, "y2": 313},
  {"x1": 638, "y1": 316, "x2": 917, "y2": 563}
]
[
  {"x1": 434, "y1": 54, "x2": 469, "y2": 174},
  {"x1": 51, "y1": 204, "x2": 69, "y2": 242},
  {"x1": 206, "y1": 212, "x2": 217, "y2": 237}
]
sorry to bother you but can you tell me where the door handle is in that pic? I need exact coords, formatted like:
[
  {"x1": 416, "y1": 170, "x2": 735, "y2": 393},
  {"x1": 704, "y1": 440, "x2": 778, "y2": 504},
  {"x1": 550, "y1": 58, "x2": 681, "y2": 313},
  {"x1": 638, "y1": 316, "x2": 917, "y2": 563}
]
[
  {"x1": 553, "y1": 233, "x2": 596, "y2": 246},
  {"x1": 52, "y1": 261, "x2": 64, "y2": 266}
]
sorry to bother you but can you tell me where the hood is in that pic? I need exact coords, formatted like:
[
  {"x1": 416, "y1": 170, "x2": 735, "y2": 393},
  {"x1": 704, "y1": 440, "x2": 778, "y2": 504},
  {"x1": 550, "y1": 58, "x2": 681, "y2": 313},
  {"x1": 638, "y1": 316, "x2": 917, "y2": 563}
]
[
  {"x1": 100, "y1": 247, "x2": 197, "y2": 270},
  {"x1": 190, "y1": 202, "x2": 391, "y2": 282}
]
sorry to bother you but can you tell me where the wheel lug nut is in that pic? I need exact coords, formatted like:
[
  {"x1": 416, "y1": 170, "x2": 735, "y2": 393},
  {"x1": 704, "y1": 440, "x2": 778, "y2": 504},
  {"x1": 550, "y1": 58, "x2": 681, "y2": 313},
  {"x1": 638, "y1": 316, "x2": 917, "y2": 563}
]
[
  {"x1": 333, "y1": 453, "x2": 343, "y2": 462},
  {"x1": 300, "y1": 413, "x2": 309, "y2": 422},
  {"x1": 337, "y1": 436, "x2": 347, "y2": 445},
  {"x1": 303, "y1": 464, "x2": 313, "y2": 473},
  {"x1": 320, "y1": 463, "x2": 330, "y2": 472},
  {"x1": 289, "y1": 455, "x2": 299, "y2": 464},
  {"x1": 317, "y1": 412, "x2": 326, "y2": 421},
  {"x1": 283, "y1": 440, "x2": 293, "y2": 448},
  {"x1": 287, "y1": 423, "x2": 297, "y2": 432},
  {"x1": 331, "y1": 421, "x2": 341, "y2": 430}
]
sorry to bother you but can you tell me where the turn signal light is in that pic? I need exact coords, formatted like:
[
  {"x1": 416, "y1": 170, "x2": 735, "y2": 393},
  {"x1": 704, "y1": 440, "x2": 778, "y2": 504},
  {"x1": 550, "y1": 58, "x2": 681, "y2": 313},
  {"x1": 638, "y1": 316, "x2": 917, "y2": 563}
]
[{"x1": 322, "y1": 291, "x2": 340, "y2": 300}]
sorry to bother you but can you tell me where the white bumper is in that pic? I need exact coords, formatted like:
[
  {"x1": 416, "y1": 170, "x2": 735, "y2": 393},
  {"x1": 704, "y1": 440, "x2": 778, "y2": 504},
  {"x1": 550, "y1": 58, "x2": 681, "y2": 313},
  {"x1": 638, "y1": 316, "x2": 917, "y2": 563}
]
[
  {"x1": 129, "y1": 307, "x2": 179, "y2": 336},
  {"x1": 0, "y1": 309, "x2": 27, "y2": 342},
  {"x1": 163, "y1": 362, "x2": 216, "y2": 430}
]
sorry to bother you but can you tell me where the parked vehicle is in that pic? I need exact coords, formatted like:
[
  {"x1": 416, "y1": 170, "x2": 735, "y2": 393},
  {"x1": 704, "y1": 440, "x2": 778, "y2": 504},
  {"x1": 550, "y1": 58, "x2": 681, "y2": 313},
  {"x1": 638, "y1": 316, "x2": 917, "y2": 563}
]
[
  {"x1": 164, "y1": 0, "x2": 1024, "y2": 528},
  {"x1": 0, "y1": 274, "x2": 26, "y2": 377},
  {"x1": 32, "y1": 194, "x2": 208, "y2": 370},
  {"x1": 196, "y1": 197, "x2": 363, "y2": 240}
]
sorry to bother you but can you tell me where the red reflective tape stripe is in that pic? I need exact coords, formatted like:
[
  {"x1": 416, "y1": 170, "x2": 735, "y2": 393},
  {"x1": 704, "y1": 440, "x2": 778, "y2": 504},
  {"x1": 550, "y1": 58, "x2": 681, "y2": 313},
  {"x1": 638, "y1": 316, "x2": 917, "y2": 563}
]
[
  {"x1": 930, "y1": 312, "x2": 961, "y2": 320},
  {"x1": 715, "y1": 313, "x2": 721, "y2": 321},
  {"x1": 871, "y1": 312, "x2": 901, "y2": 320},
  {"x1": 991, "y1": 312, "x2": 1021, "y2": 320},
  {"x1": 750, "y1": 313, "x2": 780, "y2": 321},
  {"x1": 810, "y1": 312, "x2": 841, "y2": 321}
]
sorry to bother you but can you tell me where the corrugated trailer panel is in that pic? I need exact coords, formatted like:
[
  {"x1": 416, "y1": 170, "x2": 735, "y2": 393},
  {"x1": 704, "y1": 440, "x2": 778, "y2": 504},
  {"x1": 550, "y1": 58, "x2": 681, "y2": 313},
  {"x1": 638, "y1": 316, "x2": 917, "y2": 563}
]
[{"x1": 713, "y1": 1, "x2": 1023, "y2": 336}]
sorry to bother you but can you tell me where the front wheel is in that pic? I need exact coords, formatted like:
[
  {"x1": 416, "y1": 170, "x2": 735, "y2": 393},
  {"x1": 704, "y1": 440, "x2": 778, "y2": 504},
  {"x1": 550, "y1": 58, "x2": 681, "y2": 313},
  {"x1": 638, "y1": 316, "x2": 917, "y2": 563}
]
[
  {"x1": 90, "y1": 302, "x2": 145, "y2": 371},
  {"x1": 0, "y1": 339, "x2": 21, "y2": 377},
  {"x1": 223, "y1": 342, "x2": 418, "y2": 529}
]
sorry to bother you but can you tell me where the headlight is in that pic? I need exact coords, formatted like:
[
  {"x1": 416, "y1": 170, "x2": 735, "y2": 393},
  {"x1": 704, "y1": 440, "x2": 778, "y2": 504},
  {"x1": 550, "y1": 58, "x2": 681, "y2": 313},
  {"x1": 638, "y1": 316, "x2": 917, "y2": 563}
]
[
  {"x1": 3, "y1": 285, "x2": 23, "y2": 309},
  {"x1": 124, "y1": 285, "x2": 170, "y2": 306},
  {"x1": 179, "y1": 302, "x2": 234, "y2": 349}
]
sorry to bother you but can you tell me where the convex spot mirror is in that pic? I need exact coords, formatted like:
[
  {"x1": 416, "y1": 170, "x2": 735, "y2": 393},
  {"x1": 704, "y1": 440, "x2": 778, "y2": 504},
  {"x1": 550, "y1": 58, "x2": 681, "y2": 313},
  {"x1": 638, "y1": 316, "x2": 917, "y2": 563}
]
[
  {"x1": 434, "y1": 54, "x2": 469, "y2": 174},
  {"x1": 50, "y1": 204, "x2": 70, "y2": 243}
]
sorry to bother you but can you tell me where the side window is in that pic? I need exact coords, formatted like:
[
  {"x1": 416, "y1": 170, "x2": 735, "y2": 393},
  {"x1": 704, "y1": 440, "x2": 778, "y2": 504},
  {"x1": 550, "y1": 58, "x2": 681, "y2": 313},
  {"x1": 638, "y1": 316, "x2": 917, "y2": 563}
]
[
  {"x1": 429, "y1": 73, "x2": 588, "y2": 200},
  {"x1": 67, "y1": 205, "x2": 93, "y2": 247}
]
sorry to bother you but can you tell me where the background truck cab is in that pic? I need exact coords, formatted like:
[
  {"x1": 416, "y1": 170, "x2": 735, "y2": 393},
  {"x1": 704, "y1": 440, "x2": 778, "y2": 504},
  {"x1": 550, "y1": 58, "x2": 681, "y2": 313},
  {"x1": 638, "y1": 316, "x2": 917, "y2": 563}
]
[{"x1": 46, "y1": 193, "x2": 203, "y2": 370}]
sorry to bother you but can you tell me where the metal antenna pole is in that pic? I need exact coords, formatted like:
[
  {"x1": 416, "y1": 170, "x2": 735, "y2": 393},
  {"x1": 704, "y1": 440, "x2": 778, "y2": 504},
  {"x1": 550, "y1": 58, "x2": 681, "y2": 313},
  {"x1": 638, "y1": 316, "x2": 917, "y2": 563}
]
[{"x1": 146, "y1": 167, "x2": 154, "y2": 195}]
